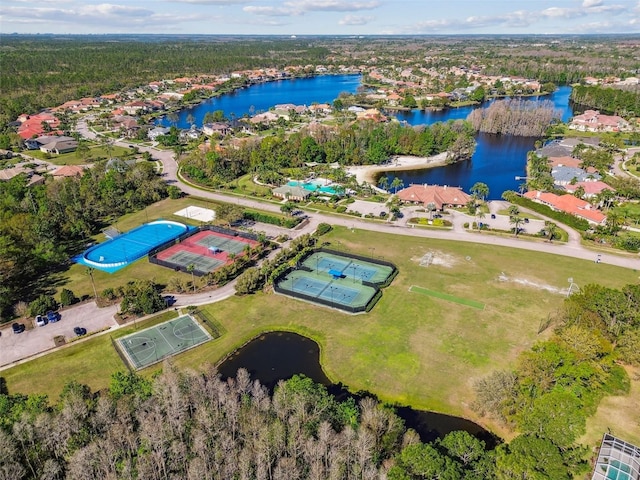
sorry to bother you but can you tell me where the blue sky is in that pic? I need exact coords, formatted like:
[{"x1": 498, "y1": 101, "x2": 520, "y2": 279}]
[{"x1": 2, "y1": 0, "x2": 639, "y2": 35}]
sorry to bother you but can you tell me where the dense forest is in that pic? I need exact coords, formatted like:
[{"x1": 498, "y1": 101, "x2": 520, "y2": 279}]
[
  {"x1": 466, "y1": 99, "x2": 560, "y2": 136},
  {"x1": 571, "y1": 85, "x2": 640, "y2": 116},
  {"x1": 182, "y1": 120, "x2": 476, "y2": 187},
  {"x1": 0, "y1": 162, "x2": 168, "y2": 321}
]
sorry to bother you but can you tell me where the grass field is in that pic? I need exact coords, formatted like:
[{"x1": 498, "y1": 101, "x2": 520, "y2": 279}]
[
  {"x1": 409, "y1": 285, "x2": 485, "y2": 309},
  {"x1": 28, "y1": 145, "x2": 134, "y2": 166},
  {"x1": 5, "y1": 226, "x2": 640, "y2": 444}
]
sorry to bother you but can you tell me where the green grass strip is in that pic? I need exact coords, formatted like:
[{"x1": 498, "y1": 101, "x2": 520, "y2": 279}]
[{"x1": 409, "y1": 285, "x2": 485, "y2": 310}]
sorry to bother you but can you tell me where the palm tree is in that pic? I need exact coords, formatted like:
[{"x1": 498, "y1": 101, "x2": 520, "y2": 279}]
[
  {"x1": 390, "y1": 176, "x2": 404, "y2": 194},
  {"x1": 605, "y1": 211, "x2": 625, "y2": 236},
  {"x1": 476, "y1": 210, "x2": 486, "y2": 231},
  {"x1": 544, "y1": 221, "x2": 558, "y2": 242},
  {"x1": 470, "y1": 182, "x2": 489, "y2": 202},
  {"x1": 510, "y1": 214, "x2": 524, "y2": 237},
  {"x1": 187, "y1": 264, "x2": 196, "y2": 292},
  {"x1": 86, "y1": 267, "x2": 98, "y2": 300},
  {"x1": 377, "y1": 176, "x2": 389, "y2": 192},
  {"x1": 509, "y1": 205, "x2": 520, "y2": 216}
]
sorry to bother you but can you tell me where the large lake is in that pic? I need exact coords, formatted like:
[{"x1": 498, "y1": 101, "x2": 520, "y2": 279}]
[
  {"x1": 157, "y1": 74, "x2": 362, "y2": 128},
  {"x1": 386, "y1": 86, "x2": 574, "y2": 199},
  {"x1": 159, "y1": 75, "x2": 573, "y2": 200}
]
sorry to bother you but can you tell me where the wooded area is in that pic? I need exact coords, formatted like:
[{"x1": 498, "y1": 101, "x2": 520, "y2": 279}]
[
  {"x1": 182, "y1": 120, "x2": 476, "y2": 187},
  {"x1": 466, "y1": 99, "x2": 560, "y2": 136},
  {"x1": 0, "y1": 163, "x2": 168, "y2": 321},
  {"x1": 571, "y1": 85, "x2": 640, "y2": 116},
  {"x1": 0, "y1": 368, "x2": 495, "y2": 480}
]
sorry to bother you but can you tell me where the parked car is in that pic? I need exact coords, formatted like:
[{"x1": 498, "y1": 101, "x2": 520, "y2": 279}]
[
  {"x1": 73, "y1": 327, "x2": 87, "y2": 337},
  {"x1": 35, "y1": 315, "x2": 47, "y2": 327},
  {"x1": 12, "y1": 323, "x2": 25, "y2": 334},
  {"x1": 46, "y1": 310, "x2": 60, "y2": 323},
  {"x1": 490, "y1": 213, "x2": 496, "y2": 219}
]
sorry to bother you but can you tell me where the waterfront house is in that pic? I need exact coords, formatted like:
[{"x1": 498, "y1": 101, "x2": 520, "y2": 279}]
[
  {"x1": 569, "y1": 110, "x2": 630, "y2": 132},
  {"x1": 524, "y1": 190, "x2": 606, "y2": 225},
  {"x1": 396, "y1": 184, "x2": 471, "y2": 211}
]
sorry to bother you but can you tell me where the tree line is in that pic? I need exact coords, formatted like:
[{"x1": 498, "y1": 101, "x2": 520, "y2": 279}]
[
  {"x1": 472, "y1": 282, "x2": 640, "y2": 478},
  {"x1": 0, "y1": 162, "x2": 168, "y2": 321},
  {"x1": 182, "y1": 120, "x2": 476, "y2": 188},
  {"x1": 0, "y1": 36, "x2": 331, "y2": 125},
  {"x1": 0, "y1": 365, "x2": 497, "y2": 480},
  {"x1": 571, "y1": 85, "x2": 640, "y2": 117}
]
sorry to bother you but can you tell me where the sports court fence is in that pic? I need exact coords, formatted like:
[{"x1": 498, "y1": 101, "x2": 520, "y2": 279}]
[
  {"x1": 192, "y1": 309, "x2": 223, "y2": 339},
  {"x1": 110, "y1": 335, "x2": 133, "y2": 372},
  {"x1": 273, "y1": 266, "x2": 378, "y2": 313},
  {"x1": 148, "y1": 225, "x2": 259, "y2": 276}
]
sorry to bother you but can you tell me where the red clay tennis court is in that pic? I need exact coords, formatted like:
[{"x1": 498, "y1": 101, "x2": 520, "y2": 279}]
[{"x1": 151, "y1": 229, "x2": 259, "y2": 275}]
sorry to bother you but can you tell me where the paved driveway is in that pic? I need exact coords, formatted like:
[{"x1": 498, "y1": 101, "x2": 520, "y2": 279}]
[{"x1": 0, "y1": 302, "x2": 118, "y2": 367}]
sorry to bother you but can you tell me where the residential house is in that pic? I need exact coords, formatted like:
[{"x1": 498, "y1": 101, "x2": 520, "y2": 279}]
[
  {"x1": 0, "y1": 166, "x2": 31, "y2": 182},
  {"x1": 396, "y1": 184, "x2": 471, "y2": 211},
  {"x1": 180, "y1": 126, "x2": 203, "y2": 141},
  {"x1": 16, "y1": 113, "x2": 60, "y2": 140},
  {"x1": 551, "y1": 165, "x2": 601, "y2": 186},
  {"x1": 202, "y1": 123, "x2": 232, "y2": 136},
  {"x1": 569, "y1": 110, "x2": 630, "y2": 132},
  {"x1": 39, "y1": 138, "x2": 78, "y2": 155},
  {"x1": 51, "y1": 165, "x2": 85, "y2": 178},
  {"x1": 524, "y1": 190, "x2": 606, "y2": 224},
  {"x1": 25, "y1": 135, "x2": 76, "y2": 150},
  {"x1": 564, "y1": 181, "x2": 615, "y2": 199},
  {"x1": 148, "y1": 127, "x2": 171, "y2": 141}
]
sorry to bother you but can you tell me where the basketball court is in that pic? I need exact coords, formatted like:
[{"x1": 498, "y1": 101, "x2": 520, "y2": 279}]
[{"x1": 115, "y1": 315, "x2": 211, "y2": 370}]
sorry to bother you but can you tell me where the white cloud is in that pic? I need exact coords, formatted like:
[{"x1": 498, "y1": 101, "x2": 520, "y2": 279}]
[
  {"x1": 283, "y1": 0, "x2": 379, "y2": 12},
  {"x1": 168, "y1": 0, "x2": 248, "y2": 4},
  {"x1": 338, "y1": 14, "x2": 373, "y2": 25},
  {"x1": 243, "y1": 5, "x2": 296, "y2": 16},
  {"x1": 0, "y1": 3, "x2": 208, "y2": 30},
  {"x1": 582, "y1": 0, "x2": 604, "y2": 7}
]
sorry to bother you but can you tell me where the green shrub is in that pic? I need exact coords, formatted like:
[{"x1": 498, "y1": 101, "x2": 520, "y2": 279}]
[
  {"x1": 60, "y1": 289, "x2": 78, "y2": 307},
  {"x1": 315, "y1": 223, "x2": 332, "y2": 236},
  {"x1": 167, "y1": 185, "x2": 182, "y2": 199},
  {"x1": 29, "y1": 295, "x2": 58, "y2": 316},
  {"x1": 336, "y1": 206, "x2": 347, "y2": 213}
]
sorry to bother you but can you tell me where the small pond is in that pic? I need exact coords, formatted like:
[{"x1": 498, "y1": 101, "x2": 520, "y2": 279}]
[{"x1": 218, "y1": 331, "x2": 499, "y2": 447}]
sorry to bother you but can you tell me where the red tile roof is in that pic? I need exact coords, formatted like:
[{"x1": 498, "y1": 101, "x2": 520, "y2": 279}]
[
  {"x1": 524, "y1": 190, "x2": 606, "y2": 224},
  {"x1": 397, "y1": 184, "x2": 471, "y2": 210}
]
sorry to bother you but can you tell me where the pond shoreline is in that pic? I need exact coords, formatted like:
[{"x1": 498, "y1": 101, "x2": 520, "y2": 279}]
[{"x1": 346, "y1": 152, "x2": 449, "y2": 185}]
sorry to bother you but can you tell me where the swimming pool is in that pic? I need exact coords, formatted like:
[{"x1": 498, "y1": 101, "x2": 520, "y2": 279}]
[
  {"x1": 287, "y1": 180, "x2": 339, "y2": 195},
  {"x1": 77, "y1": 220, "x2": 189, "y2": 273}
]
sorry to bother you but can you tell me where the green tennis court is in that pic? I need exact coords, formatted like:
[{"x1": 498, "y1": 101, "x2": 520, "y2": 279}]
[
  {"x1": 409, "y1": 285, "x2": 485, "y2": 309},
  {"x1": 164, "y1": 250, "x2": 226, "y2": 273},
  {"x1": 302, "y1": 252, "x2": 394, "y2": 284},
  {"x1": 116, "y1": 315, "x2": 211, "y2": 370}
]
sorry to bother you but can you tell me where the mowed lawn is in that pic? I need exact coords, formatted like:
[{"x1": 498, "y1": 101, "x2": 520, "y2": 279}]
[{"x1": 4, "y1": 226, "x2": 640, "y2": 442}]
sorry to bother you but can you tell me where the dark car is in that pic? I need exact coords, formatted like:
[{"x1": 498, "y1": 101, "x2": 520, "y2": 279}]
[
  {"x1": 46, "y1": 311, "x2": 60, "y2": 323},
  {"x1": 490, "y1": 213, "x2": 496, "y2": 219},
  {"x1": 12, "y1": 323, "x2": 26, "y2": 334},
  {"x1": 73, "y1": 327, "x2": 87, "y2": 336}
]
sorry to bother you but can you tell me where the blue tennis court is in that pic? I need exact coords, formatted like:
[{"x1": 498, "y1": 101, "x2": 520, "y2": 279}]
[{"x1": 77, "y1": 220, "x2": 189, "y2": 273}]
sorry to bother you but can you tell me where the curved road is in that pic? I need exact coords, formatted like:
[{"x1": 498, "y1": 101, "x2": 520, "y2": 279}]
[
  {"x1": 143, "y1": 138, "x2": 640, "y2": 271},
  {"x1": 75, "y1": 118, "x2": 640, "y2": 270}
]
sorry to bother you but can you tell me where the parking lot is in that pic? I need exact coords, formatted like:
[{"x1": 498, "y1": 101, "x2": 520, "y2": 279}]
[{"x1": 0, "y1": 302, "x2": 119, "y2": 367}]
